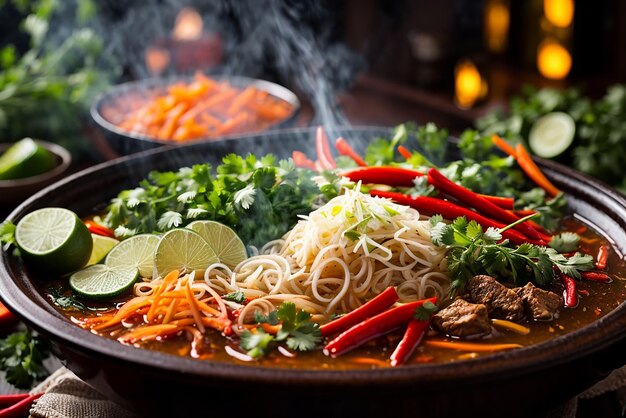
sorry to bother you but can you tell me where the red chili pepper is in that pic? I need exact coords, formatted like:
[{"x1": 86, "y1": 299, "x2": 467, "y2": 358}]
[
  {"x1": 514, "y1": 209, "x2": 537, "y2": 217},
  {"x1": 427, "y1": 168, "x2": 543, "y2": 242},
  {"x1": 0, "y1": 302, "x2": 17, "y2": 328},
  {"x1": 581, "y1": 271, "x2": 612, "y2": 283},
  {"x1": 0, "y1": 393, "x2": 43, "y2": 418},
  {"x1": 559, "y1": 273, "x2": 578, "y2": 308},
  {"x1": 292, "y1": 151, "x2": 317, "y2": 171},
  {"x1": 335, "y1": 137, "x2": 367, "y2": 167},
  {"x1": 84, "y1": 220, "x2": 115, "y2": 238},
  {"x1": 316, "y1": 126, "x2": 336, "y2": 170},
  {"x1": 0, "y1": 394, "x2": 29, "y2": 408},
  {"x1": 595, "y1": 245, "x2": 609, "y2": 270},
  {"x1": 389, "y1": 317, "x2": 431, "y2": 367},
  {"x1": 321, "y1": 287, "x2": 399, "y2": 337},
  {"x1": 323, "y1": 297, "x2": 437, "y2": 358},
  {"x1": 344, "y1": 166, "x2": 424, "y2": 187},
  {"x1": 370, "y1": 190, "x2": 541, "y2": 246},
  {"x1": 397, "y1": 145, "x2": 413, "y2": 160},
  {"x1": 478, "y1": 194, "x2": 514, "y2": 210}
]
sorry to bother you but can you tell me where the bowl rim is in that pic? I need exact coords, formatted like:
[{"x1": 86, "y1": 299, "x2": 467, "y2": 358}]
[
  {"x1": 90, "y1": 74, "x2": 302, "y2": 146},
  {"x1": 1, "y1": 125, "x2": 626, "y2": 388},
  {"x1": 0, "y1": 140, "x2": 72, "y2": 188}
]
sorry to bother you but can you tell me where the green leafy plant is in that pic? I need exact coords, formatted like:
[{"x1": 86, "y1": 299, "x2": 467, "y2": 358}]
[
  {"x1": 0, "y1": 330, "x2": 50, "y2": 389},
  {"x1": 105, "y1": 154, "x2": 338, "y2": 247},
  {"x1": 0, "y1": 0, "x2": 117, "y2": 155},
  {"x1": 476, "y1": 84, "x2": 626, "y2": 193},
  {"x1": 429, "y1": 214, "x2": 593, "y2": 295},
  {"x1": 239, "y1": 302, "x2": 322, "y2": 358}
]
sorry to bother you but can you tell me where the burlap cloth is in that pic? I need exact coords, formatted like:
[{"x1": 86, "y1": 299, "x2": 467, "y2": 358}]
[{"x1": 27, "y1": 365, "x2": 626, "y2": 418}]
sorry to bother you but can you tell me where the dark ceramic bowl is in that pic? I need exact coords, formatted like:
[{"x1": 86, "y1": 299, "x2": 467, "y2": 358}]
[
  {"x1": 90, "y1": 75, "x2": 301, "y2": 157},
  {"x1": 0, "y1": 140, "x2": 71, "y2": 206},
  {"x1": 1, "y1": 127, "x2": 626, "y2": 418}
]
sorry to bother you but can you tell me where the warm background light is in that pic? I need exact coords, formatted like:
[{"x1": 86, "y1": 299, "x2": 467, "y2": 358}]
[
  {"x1": 537, "y1": 39, "x2": 572, "y2": 79},
  {"x1": 484, "y1": 0, "x2": 510, "y2": 53},
  {"x1": 172, "y1": 7, "x2": 203, "y2": 41},
  {"x1": 544, "y1": 0, "x2": 574, "y2": 28},
  {"x1": 455, "y1": 59, "x2": 486, "y2": 108}
]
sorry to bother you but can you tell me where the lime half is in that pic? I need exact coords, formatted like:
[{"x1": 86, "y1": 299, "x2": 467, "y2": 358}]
[
  {"x1": 187, "y1": 220, "x2": 247, "y2": 268},
  {"x1": 87, "y1": 234, "x2": 119, "y2": 265},
  {"x1": 0, "y1": 138, "x2": 56, "y2": 180},
  {"x1": 105, "y1": 234, "x2": 160, "y2": 278},
  {"x1": 154, "y1": 228, "x2": 217, "y2": 278},
  {"x1": 69, "y1": 264, "x2": 138, "y2": 299},
  {"x1": 15, "y1": 207, "x2": 92, "y2": 274},
  {"x1": 529, "y1": 112, "x2": 576, "y2": 158}
]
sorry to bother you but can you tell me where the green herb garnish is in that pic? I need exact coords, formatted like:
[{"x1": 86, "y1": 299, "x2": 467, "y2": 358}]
[
  {"x1": 414, "y1": 301, "x2": 438, "y2": 321},
  {"x1": 104, "y1": 154, "x2": 338, "y2": 247},
  {"x1": 431, "y1": 215, "x2": 593, "y2": 295},
  {"x1": 223, "y1": 291, "x2": 246, "y2": 304},
  {"x1": 240, "y1": 302, "x2": 322, "y2": 358},
  {"x1": 0, "y1": 330, "x2": 50, "y2": 389}
]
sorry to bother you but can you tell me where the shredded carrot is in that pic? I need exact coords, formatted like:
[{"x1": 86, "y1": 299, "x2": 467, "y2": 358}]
[
  {"x1": 515, "y1": 143, "x2": 561, "y2": 197},
  {"x1": 107, "y1": 73, "x2": 294, "y2": 142},
  {"x1": 491, "y1": 319, "x2": 530, "y2": 335},
  {"x1": 260, "y1": 323, "x2": 282, "y2": 335},
  {"x1": 119, "y1": 324, "x2": 181, "y2": 343},
  {"x1": 397, "y1": 145, "x2": 413, "y2": 160},
  {"x1": 491, "y1": 134, "x2": 517, "y2": 157},
  {"x1": 162, "y1": 298, "x2": 180, "y2": 324},
  {"x1": 147, "y1": 270, "x2": 180, "y2": 322},
  {"x1": 350, "y1": 357, "x2": 389, "y2": 367},
  {"x1": 425, "y1": 340, "x2": 522, "y2": 352},
  {"x1": 185, "y1": 282, "x2": 206, "y2": 333},
  {"x1": 85, "y1": 268, "x2": 233, "y2": 346}
]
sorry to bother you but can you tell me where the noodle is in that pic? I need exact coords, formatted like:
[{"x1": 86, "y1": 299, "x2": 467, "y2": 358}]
[{"x1": 203, "y1": 187, "x2": 449, "y2": 319}]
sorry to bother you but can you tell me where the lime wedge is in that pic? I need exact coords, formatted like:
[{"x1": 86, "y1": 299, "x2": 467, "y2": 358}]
[
  {"x1": 69, "y1": 264, "x2": 138, "y2": 299},
  {"x1": 0, "y1": 138, "x2": 56, "y2": 180},
  {"x1": 187, "y1": 220, "x2": 247, "y2": 268},
  {"x1": 87, "y1": 234, "x2": 119, "y2": 265},
  {"x1": 15, "y1": 207, "x2": 92, "y2": 274},
  {"x1": 154, "y1": 228, "x2": 217, "y2": 278},
  {"x1": 529, "y1": 112, "x2": 576, "y2": 158},
  {"x1": 105, "y1": 234, "x2": 160, "y2": 278}
]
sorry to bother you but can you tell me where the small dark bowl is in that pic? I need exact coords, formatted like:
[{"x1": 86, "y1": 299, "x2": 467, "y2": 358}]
[
  {"x1": 0, "y1": 140, "x2": 71, "y2": 206},
  {"x1": 1, "y1": 127, "x2": 626, "y2": 417},
  {"x1": 90, "y1": 75, "x2": 301, "y2": 156}
]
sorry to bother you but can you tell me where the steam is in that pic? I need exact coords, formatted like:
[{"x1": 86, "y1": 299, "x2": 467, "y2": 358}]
[{"x1": 41, "y1": 0, "x2": 365, "y2": 136}]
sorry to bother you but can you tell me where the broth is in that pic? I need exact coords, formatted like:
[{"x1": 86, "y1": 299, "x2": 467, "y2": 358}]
[{"x1": 42, "y1": 216, "x2": 626, "y2": 370}]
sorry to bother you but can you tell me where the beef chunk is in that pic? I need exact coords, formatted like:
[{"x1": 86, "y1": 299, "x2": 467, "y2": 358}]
[
  {"x1": 432, "y1": 299, "x2": 492, "y2": 338},
  {"x1": 515, "y1": 282, "x2": 562, "y2": 321},
  {"x1": 467, "y1": 275, "x2": 525, "y2": 322}
]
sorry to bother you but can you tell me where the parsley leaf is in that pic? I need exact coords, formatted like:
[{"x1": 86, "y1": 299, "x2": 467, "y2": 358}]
[
  {"x1": 0, "y1": 330, "x2": 50, "y2": 389},
  {"x1": 431, "y1": 215, "x2": 594, "y2": 294},
  {"x1": 242, "y1": 302, "x2": 321, "y2": 358},
  {"x1": 104, "y1": 154, "x2": 331, "y2": 247},
  {"x1": 223, "y1": 291, "x2": 246, "y2": 304},
  {"x1": 549, "y1": 232, "x2": 581, "y2": 253},
  {"x1": 414, "y1": 301, "x2": 438, "y2": 321},
  {"x1": 239, "y1": 329, "x2": 274, "y2": 358}
]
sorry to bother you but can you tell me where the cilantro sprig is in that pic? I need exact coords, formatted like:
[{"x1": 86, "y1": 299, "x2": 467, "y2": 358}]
[
  {"x1": 239, "y1": 302, "x2": 322, "y2": 358},
  {"x1": 0, "y1": 330, "x2": 50, "y2": 389},
  {"x1": 430, "y1": 215, "x2": 593, "y2": 295},
  {"x1": 104, "y1": 153, "x2": 339, "y2": 247}
]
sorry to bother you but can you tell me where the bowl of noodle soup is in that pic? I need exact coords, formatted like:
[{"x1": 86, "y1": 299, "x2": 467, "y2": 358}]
[{"x1": 2, "y1": 126, "x2": 626, "y2": 417}]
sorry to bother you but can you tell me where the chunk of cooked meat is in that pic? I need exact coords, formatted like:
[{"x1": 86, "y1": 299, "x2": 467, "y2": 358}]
[
  {"x1": 432, "y1": 299, "x2": 492, "y2": 338},
  {"x1": 515, "y1": 282, "x2": 562, "y2": 321},
  {"x1": 467, "y1": 275, "x2": 525, "y2": 322}
]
